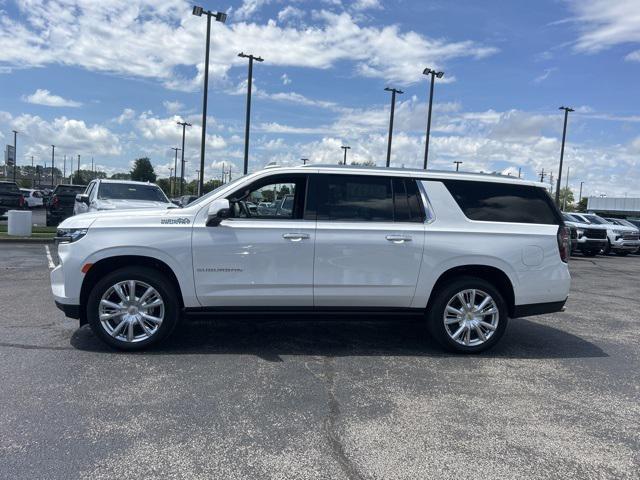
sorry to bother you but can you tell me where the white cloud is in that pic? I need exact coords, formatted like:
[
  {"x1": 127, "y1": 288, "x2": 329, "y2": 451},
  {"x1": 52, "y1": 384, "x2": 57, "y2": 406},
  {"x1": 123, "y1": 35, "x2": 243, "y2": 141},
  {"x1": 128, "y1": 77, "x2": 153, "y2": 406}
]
[
  {"x1": 163, "y1": 100, "x2": 184, "y2": 114},
  {"x1": 22, "y1": 89, "x2": 82, "y2": 107},
  {"x1": 565, "y1": 0, "x2": 640, "y2": 57},
  {"x1": 114, "y1": 108, "x2": 136, "y2": 124},
  {"x1": 281, "y1": 73, "x2": 291, "y2": 85},
  {"x1": 236, "y1": 0, "x2": 271, "y2": 20},
  {"x1": 0, "y1": 3, "x2": 497, "y2": 89},
  {"x1": 352, "y1": 0, "x2": 383, "y2": 11},
  {"x1": 277, "y1": 6, "x2": 305, "y2": 23},
  {"x1": 625, "y1": 49, "x2": 640, "y2": 62},
  {"x1": 533, "y1": 68, "x2": 556, "y2": 84}
]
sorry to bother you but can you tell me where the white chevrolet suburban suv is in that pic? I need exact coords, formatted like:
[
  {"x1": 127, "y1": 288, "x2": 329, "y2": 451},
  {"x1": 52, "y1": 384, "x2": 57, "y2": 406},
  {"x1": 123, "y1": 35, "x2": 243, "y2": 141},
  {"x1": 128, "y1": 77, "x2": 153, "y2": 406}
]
[{"x1": 51, "y1": 165, "x2": 571, "y2": 353}]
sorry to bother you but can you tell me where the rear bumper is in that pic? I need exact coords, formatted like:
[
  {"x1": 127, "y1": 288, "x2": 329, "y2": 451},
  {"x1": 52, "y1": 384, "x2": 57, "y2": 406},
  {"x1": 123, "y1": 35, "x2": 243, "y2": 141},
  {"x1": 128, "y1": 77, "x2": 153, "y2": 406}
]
[{"x1": 512, "y1": 298, "x2": 567, "y2": 318}]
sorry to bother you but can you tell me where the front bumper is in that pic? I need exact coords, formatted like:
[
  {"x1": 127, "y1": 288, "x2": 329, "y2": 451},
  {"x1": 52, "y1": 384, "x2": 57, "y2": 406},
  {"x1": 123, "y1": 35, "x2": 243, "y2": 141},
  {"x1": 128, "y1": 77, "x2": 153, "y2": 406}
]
[
  {"x1": 611, "y1": 239, "x2": 640, "y2": 251},
  {"x1": 55, "y1": 301, "x2": 81, "y2": 319}
]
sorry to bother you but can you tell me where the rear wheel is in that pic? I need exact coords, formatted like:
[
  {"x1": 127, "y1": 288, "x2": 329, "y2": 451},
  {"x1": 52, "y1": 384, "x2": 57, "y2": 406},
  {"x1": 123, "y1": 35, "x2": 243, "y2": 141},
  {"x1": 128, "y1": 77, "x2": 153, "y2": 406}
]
[
  {"x1": 603, "y1": 241, "x2": 612, "y2": 255},
  {"x1": 87, "y1": 267, "x2": 180, "y2": 350},
  {"x1": 427, "y1": 276, "x2": 508, "y2": 353}
]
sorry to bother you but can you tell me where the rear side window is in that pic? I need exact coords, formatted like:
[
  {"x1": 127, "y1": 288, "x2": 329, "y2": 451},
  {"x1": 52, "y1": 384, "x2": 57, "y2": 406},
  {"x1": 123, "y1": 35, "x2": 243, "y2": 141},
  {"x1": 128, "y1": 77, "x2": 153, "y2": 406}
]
[
  {"x1": 0, "y1": 182, "x2": 20, "y2": 194},
  {"x1": 442, "y1": 179, "x2": 561, "y2": 225},
  {"x1": 307, "y1": 174, "x2": 424, "y2": 223}
]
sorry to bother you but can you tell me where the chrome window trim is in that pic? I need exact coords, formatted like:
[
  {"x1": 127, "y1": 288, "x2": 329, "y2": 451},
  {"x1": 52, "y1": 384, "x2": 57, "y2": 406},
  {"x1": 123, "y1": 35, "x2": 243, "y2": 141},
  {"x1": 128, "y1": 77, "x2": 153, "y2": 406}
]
[{"x1": 417, "y1": 180, "x2": 436, "y2": 224}]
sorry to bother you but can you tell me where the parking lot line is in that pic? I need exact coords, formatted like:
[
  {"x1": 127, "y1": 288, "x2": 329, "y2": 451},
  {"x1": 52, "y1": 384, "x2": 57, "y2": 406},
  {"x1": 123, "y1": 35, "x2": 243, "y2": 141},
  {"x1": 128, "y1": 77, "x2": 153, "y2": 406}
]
[{"x1": 44, "y1": 244, "x2": 55, "y2": 269}]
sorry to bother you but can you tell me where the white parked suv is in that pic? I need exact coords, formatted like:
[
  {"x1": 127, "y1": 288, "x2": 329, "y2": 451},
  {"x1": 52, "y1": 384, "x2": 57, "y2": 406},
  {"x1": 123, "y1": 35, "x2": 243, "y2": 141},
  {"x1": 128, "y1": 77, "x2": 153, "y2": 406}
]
[
  {"x1": 51, "y1": 165, "x2": 571, "y2": 353},
  {"x1": 73, "y1": 179, "x2": 174, "y2": 215},
  {"x1": 572, "y1": 213, "x2": 640, "y2": 256}
]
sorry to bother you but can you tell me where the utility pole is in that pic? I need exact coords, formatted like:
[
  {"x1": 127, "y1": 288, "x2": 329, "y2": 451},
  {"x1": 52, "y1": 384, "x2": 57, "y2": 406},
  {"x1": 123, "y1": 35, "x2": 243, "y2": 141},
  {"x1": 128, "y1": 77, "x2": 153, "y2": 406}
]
[
  {"x1": 221, "y1": 164, "x2": 225, "y2": 184},
  {"x1": 63, "y1": 154, "x2": 66, "y2": 182},
  {"x1": 51, "y1": 145, "x2": 55, "y2": 187},
  {"x1": 177, "y1": 121, "x2": 192, "y2": 196},
  {"x1": 171, "y1": 147, "x2": 180, "y2": 197},
  {"x1": 301, "y1": 158, "x2": 309, "y2": 165},
  {"x1": 169, "y1": 167, "x2": 174, "y2": 196},
  {"x1": 384, "y1": 87, "x2": 403, "y2": 167},
  {"x1": 12, "y1": 130, "x2": 17, "y2": 182},
  {"x1": 31, "y1": 155, "x2": 35, "y2": 187},
  {"x1": 238, "y1": 52, "x2": 264, "y2": 175},
  {"x1": 341, "y1": 146, "x2": 350, "y2": 165},
  {"x1": 579, "y1": 181, "x2": 584, "y2": 203},
  {"x1": 518, "y1": 167, "x2": 522, "y2": 179},
  {"x1": 549, "y1": 172, "x2": 554, "y2": 195},
  {"x1": 192, "y1": 5, "x2": 227, "y2": 196},
  {"x1": 563, "y1": 166, "x2": 570, "y2": 210},
  {"x1": 453, "y1": 161, "x2": 463, "y2": 172},
  {"x1": 91, "y1": 157, "x2": 94, "y2": 180},
  {"x1": 422, "y1": 68, "x2": 444, "y2": 170},
  {"x1": 539, "y1": 168, "x2": 546, "y2": 182},
  {"x1": 77, "y1": 154, "x2": 81, "y2": 184},
  {"x1": 556, "y1": 106, "x2": 574, "y2": 206}
]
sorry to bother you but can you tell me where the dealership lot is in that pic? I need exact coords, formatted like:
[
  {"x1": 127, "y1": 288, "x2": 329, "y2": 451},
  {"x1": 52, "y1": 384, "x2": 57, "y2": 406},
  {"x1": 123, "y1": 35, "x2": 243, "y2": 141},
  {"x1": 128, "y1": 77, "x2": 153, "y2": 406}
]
[{"x1": 0, "y1": 244, "x2": 638, "y2": 479}]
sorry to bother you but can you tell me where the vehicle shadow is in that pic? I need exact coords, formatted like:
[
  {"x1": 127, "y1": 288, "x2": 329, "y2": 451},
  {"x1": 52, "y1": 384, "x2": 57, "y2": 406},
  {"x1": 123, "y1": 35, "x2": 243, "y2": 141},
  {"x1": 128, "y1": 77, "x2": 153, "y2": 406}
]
[{"x1": 70, "y1": 315, "x2": 607, "y2": 360}]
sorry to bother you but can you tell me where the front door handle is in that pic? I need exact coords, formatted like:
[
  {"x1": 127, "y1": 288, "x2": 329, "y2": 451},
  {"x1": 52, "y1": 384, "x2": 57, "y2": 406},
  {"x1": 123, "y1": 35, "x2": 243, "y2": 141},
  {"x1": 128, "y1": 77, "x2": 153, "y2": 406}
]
[
  {"x1": 386, "y1": 235, "x2": 412, "y2": 244},
  {"x1": 283, "y1": 233, "x2": 310, "y2": 242}
]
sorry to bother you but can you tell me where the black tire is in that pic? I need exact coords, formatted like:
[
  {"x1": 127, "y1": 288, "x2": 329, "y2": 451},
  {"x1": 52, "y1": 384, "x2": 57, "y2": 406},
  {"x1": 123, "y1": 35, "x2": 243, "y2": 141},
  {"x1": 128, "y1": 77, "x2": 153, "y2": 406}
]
[
  {"x1": 603, "y1": 241, "x2": 611, "y2": 255},
  {"x1": 582, "y1": 249, "x2": 598, "y2": 257},
  {"x1": 427, "y1": 276, "x2": 508, "y2": 354},
  {"x1": 87, "y1": 266, "x2": 180, "y2": 350}
]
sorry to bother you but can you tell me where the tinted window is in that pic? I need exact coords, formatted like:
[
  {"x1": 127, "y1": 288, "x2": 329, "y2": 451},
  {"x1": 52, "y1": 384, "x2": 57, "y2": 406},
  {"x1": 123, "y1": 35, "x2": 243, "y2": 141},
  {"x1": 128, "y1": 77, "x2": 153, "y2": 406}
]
[
  {"x1": 393, "y1": 178, "x2": 426, "y2": 223},
  {"x1": 54, "y1": 185, "x2": 85, "y2": 196},
  {"x1": 442, "y1": 180, "x2": 561, "y2": 224},
  {"x1": 0, "y1": 182, "x2": 20, "y2": 194},
  {"x1": 98, "y1": 183, "x2": 168, "y2": 202}
]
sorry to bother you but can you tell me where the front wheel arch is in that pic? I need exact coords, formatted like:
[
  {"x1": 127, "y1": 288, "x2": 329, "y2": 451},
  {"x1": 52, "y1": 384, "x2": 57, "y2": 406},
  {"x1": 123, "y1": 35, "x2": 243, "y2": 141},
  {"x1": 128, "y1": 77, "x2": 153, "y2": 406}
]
[{"x1": 80, "y1": 255, "x2": 184, "y2": 326}]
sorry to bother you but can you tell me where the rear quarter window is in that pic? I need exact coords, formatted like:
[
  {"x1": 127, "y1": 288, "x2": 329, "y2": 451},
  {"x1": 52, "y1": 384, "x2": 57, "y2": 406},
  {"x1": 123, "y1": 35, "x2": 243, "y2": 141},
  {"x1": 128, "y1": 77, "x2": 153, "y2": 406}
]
[
  {"x1": 0, "y1": 183, "x2": 20, "y2": 194},
  {"x1": 442, "y1": 179, "x2": 561, "y2": 225}
]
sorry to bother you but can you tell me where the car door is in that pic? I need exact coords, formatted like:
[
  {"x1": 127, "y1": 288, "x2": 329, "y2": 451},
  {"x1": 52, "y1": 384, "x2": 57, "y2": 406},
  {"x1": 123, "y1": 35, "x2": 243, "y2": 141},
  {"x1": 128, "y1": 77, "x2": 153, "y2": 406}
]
[
  {"x1": 309, "y1": 174, "x2": 426, "y2": 308},
  {"x1": 192, "y1": 173, "x2": 315, "y2": 307}
]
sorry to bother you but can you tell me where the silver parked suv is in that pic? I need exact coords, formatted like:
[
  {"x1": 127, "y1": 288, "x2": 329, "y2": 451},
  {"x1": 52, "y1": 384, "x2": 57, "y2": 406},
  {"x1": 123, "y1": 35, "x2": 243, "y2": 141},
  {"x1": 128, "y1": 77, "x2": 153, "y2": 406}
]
[{"x1": 51, "y1": 165, "x2": 571, "y2": 353}]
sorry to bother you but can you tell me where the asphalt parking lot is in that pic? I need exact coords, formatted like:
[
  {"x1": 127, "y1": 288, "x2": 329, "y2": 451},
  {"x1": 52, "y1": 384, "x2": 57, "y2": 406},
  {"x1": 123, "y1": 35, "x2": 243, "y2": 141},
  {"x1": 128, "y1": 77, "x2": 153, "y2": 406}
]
[{"x1": 0, "y1": 244, "x2": 638, "y2": 479}]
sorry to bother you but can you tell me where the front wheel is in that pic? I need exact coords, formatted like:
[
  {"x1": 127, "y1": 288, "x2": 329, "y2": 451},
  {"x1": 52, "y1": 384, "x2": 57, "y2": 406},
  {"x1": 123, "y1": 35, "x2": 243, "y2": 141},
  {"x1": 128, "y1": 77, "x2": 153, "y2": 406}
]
[
  {"x1": 427, "y1": 276, "x2": 508, "y2": 353},
  {"x1": 87, "y1": 267, "x2": 180, "y2": 350}
]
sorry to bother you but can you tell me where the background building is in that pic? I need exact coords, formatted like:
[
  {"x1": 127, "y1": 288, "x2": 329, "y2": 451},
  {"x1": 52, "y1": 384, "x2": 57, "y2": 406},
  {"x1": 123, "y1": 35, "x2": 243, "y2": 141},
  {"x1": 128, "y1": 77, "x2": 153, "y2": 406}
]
[{"x1": 587, "y1": 197, "x2": 640, "y2": 219}]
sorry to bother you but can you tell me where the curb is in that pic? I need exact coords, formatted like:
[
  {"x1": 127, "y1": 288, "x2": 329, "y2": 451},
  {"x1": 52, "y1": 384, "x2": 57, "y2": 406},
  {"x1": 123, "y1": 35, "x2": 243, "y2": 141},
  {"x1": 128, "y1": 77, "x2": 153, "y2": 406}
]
[{"x1": 0, "y1": 237, "x2": 55, "y2": 244}]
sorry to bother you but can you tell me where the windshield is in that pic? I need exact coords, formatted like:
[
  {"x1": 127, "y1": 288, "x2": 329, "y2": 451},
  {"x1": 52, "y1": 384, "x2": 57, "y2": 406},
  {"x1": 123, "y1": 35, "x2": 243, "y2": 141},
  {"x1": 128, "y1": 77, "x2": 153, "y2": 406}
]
[
  {"x1": 98, "y1": 183, "x2": 169, "y2": 202},
  {"x1": 187, "y1": 176, "x2": 246, "y2": 207},
  {"x1": 584, "y1": 214, "x2": 608, "y2": 225},
  {"x1": 617, "y1": 219, "x2": 638, "y2": 228},
  {"x1": 568, "y1": 214, "x2": 584, "y2": 223},
  {"x1": 0, "y1": 182, "x2": 20, "y2": 194}
]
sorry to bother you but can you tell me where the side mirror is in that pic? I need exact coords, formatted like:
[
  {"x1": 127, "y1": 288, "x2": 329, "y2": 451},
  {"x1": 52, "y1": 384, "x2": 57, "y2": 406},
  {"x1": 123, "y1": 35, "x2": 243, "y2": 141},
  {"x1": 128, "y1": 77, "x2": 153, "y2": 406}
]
[
  {"x1": 207, "y1": 198, "x2": 231, "y2": 227},
  {"x1": 76, "y1": 194, "x2": 90, "y2": 205}
]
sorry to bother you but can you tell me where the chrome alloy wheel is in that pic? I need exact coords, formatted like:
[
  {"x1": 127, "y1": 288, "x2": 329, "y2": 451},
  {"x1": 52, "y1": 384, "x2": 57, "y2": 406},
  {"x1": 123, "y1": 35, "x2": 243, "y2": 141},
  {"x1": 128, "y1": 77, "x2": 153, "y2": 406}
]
[
  {"x1": 98, "y1": 280, "x2": 165, "y2": 343},
  {"x1": 443, "y1": 289, "x2": 499, "y2": 347}
]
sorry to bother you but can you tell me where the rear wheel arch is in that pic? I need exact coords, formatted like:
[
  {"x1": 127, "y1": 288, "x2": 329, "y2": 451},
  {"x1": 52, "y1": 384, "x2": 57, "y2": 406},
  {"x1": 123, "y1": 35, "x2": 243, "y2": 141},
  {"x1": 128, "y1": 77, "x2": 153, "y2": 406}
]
[
  {"x1": 426, "y1": 265, "x2": 516, "y2": 317},
  {"x1": 79, "y1": 255, "x2": 184, "y2": 325}
]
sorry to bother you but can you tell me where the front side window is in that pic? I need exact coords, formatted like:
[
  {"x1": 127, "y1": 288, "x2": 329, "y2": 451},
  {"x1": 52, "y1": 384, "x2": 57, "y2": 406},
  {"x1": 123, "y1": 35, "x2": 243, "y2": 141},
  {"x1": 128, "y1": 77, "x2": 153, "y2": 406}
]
[
  {"x1": 442, "y1": 179, "x2": 561, "y2": 225},
  {"x1": 227, "y1": 174, "x2": 306, "y2": 219},
  {"x1": 306, "y1": 174, "x2": 425, "y2": 223}
]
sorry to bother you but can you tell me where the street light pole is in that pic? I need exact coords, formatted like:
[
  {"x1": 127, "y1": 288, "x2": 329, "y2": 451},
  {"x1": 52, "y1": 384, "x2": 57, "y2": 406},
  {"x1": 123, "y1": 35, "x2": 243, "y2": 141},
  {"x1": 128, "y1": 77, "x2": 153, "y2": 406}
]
[
  {"x1": 193, "y1": 5, "x2": 227, "y2": 196},
  {"x1": 177, "y1": 121, "x2": 192, "y2": 196},
  {"x1": 579, "y1": 181, "x2": 584, "y2": 203},
  {"x1": 341, "y1": 146, "x2": 350, "y2": 165},
  {"x1": 238, "y1": 52, "x2": 264, "y2": 175},
  {"x1": 563, "y1": 166, "x2": 570, "y2": 210},
  {"x1": 556, "y1": 106, "x2": 574, "y2": 206},
  {"x1": 171, "y1": 147, "x2": 180, "y2": 197},
  {"x1": 422, "y1": 68, "x2": 444, "y2": 170},
  {"x1": 301, "y1": 158, "x2": 309, "y2": 165},
  {"x1": 51, "y1": 145, "x2": 55, "y2": 187},
  {"x1": 12, "y1": 130, "x2": 17, "y2": 182},
  {"x1": 454, "y1": 161, "x2": 462, "y2": 172},
  {"x1": 77, "y1": 154, "x2": 81, "y2": 184},
  {"x1": 384, "y1": 87, "x2": 403, "y2": 167}
]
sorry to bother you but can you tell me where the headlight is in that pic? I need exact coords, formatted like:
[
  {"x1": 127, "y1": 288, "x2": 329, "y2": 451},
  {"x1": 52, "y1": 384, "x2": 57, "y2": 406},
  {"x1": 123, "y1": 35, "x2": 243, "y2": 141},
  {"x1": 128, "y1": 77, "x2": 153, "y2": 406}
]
[
  {"x1": 576, "y1": 229, "x2": 584, "y2": 237},
  {"x1": 613, "y1": 229, "x2": 625, "y2": 235},
  {"x1": 55, "y1": 228, "x2": 88, "y2": 243}
]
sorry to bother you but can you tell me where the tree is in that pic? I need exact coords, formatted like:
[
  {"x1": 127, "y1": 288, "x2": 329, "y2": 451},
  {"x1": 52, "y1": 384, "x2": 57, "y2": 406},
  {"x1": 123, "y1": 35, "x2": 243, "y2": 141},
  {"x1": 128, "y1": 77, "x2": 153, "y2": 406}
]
[
  {"x1": 156, "y1": 178, "x2": 171, "y2": 196},
  {"x1": 351, "y1": 160, "x2": 376, "y2": 166},
  {"x1": 130, "y1": 158, "x2": 156, "y2": 182},
  {"x1": 576, "y1": 197, "x2": 588, "y2": 212},
  {"x1": 110, "y1": 172, "x2": 131, "y2": 180},
  {"x1": 558, "y1": 187, "x2": 575, "y2": 211}
]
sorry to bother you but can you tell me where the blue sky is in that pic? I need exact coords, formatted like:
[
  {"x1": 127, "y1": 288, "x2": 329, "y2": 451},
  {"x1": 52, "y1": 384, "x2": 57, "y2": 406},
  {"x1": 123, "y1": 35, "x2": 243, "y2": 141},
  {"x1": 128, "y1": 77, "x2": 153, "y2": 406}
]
[{"x1": 0, "y1": 0, "x2": 639, "y2": 196}]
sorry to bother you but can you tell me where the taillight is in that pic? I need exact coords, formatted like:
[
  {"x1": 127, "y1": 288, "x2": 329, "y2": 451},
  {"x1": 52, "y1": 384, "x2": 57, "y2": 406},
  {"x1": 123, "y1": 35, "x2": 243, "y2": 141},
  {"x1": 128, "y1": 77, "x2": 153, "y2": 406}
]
[
  {"x1": 19, "y1": 195, "x2": 25, "y2": 207},
  {"x1": 557, "y1": 225, "x2": 570, "y2": 263},
  {"x1": 52, "y1": 195, "x2": 59, "y2": 208}
]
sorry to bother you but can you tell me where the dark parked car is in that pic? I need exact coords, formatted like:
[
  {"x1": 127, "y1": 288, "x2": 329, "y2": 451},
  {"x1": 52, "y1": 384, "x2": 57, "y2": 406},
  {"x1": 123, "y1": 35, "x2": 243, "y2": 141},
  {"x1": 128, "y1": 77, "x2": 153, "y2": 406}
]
[
  {"x1": 46, "y1": 184, "x2": 86, "y2": 226},
  {"x1": 0, "y1": 181, "x2": 25, "y2": 216}
]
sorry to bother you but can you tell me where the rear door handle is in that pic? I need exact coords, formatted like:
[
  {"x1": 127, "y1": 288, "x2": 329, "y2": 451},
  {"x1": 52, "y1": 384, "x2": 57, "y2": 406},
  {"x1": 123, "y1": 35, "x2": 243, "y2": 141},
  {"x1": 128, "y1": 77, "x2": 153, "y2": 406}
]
[
  {"x1": 386, "y1": 235, "x2": 412, "y2": 243},
  {"x1": 283, "y1": 233, "x2": 310, "y2": 242}
]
